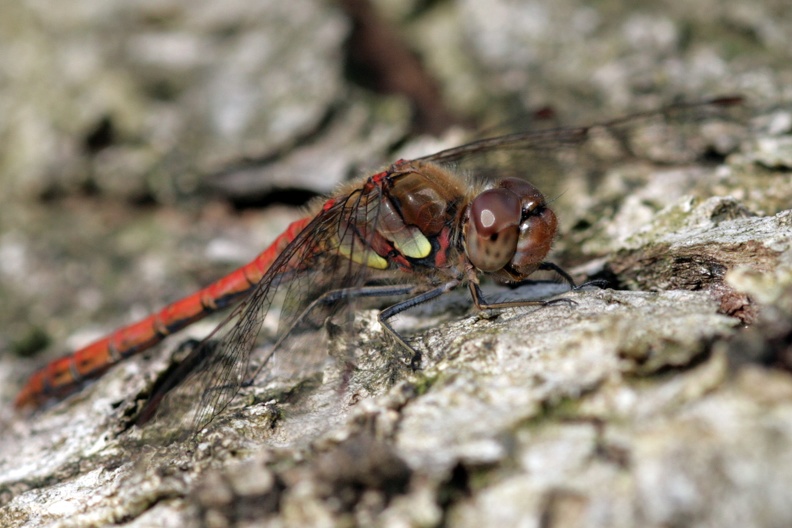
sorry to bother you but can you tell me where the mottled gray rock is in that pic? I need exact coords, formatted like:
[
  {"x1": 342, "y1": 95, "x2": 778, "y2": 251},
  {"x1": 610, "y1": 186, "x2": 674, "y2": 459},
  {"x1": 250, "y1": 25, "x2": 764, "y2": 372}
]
[
  {"x1": 1, "y1": 0, "x2": 792, "y2": 527},
  {"x1": 0, "y1": 0, "x2": 350, "y2": 202}
]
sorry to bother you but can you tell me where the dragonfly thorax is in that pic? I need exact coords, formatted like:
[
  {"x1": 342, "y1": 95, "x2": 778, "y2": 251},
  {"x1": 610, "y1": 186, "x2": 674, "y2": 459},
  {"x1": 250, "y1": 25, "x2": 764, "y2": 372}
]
[{"x1": 463, "y1": 178, "x2": 557, "y2": 280}]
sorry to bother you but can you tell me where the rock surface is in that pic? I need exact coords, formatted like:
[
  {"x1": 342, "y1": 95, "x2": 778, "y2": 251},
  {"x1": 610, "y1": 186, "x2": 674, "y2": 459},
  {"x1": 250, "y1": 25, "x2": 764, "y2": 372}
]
[{"x1": 1, "y1": 0, "x2": 791, "y2": 527}]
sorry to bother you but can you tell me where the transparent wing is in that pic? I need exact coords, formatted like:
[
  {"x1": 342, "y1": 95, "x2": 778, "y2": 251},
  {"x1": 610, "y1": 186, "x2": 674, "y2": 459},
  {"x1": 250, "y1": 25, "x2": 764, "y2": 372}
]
[
  {"x1": 133, "y1": 97, "x2": 747, "y2": 441},
  {"x1": 417, "y1": 96, "x2": 747, "y2": 196},
  {"x1": 137, "y1": 183, "x2": 400, "y2": 440}
]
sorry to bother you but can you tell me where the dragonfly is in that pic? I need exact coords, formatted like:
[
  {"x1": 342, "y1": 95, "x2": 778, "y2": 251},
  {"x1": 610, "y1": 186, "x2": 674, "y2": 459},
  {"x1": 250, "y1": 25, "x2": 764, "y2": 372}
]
[{"x1": 14, "y1": 97, "x2": 743, "y2": 429}]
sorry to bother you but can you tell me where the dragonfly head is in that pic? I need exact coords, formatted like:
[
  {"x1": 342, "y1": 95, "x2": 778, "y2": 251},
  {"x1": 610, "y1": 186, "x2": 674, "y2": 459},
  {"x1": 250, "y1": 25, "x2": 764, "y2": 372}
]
[{"x1": 463, "y1": 178, "x2": 557, "y2": 280}]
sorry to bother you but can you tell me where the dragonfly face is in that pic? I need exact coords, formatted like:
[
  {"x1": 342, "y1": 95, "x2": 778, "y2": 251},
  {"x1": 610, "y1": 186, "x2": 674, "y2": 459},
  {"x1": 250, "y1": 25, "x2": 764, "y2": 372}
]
[{"x1": 464, "y1": 178, "x2": 557, "y2": 281}]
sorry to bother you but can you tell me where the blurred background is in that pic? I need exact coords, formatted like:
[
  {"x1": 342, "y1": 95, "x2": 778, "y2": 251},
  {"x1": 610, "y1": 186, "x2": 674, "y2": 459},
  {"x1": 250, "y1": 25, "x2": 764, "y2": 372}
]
[{"x1": 0, "y1": 0, "x2": 790, "y2": 391}]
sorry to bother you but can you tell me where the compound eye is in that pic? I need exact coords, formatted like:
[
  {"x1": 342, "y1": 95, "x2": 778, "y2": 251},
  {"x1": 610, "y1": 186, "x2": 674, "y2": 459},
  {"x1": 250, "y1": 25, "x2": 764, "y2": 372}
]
[
  {"x1": 465, "y1": 188, "x2": 521, "y2": 272},
  {"x1": 498, "y1": 178, "x2": 545, "y2": 215},
  {"x1": 501, "y1": 179, "x2": 557, "y2": 278}
]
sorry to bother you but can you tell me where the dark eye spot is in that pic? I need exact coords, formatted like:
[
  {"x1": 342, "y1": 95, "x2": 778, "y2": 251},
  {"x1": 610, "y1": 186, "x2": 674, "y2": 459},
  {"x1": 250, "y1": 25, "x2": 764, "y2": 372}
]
[{"x1": 490, "y1": 233, "x2": 498, "y2": 242}]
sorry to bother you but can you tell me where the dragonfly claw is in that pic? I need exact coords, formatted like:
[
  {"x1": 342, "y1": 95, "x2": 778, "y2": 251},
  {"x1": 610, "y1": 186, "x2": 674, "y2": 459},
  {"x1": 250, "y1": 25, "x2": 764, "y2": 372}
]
[
  {"x1": 409, "y1": 351, "x2": 423, "y2": 371},
  {"x1": 573, "y1": 279, "x2": 610, "y2": 290},
  {"x1": 543, "y1": 297, "x2": 578, "y2": 308}
]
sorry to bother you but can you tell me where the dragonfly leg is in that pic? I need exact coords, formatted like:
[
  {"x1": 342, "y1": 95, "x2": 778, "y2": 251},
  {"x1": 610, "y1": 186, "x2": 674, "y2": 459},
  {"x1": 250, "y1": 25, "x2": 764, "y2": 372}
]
[
  {"x1": 538, "y1": 261, "x2": 610, "y2": 290},
  {"x1": 467, "y1": 281, "x2": 575, "y2": 311},
  {"x1": 138, "y1": 285, "x2": 428, "y2": 426},
  {"x1": 378, "y1": 279, "x2": 462, "y2": 370},
  {"x1": 248, "y1": 283, "x2": 426, "y2": 384}
]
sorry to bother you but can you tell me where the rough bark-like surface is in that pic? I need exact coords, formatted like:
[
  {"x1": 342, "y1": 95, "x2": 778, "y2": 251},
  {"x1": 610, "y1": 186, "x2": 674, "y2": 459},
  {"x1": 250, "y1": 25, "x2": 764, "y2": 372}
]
[{"x1": 1, "y1": 0, "x2": 791, "y2": 527}]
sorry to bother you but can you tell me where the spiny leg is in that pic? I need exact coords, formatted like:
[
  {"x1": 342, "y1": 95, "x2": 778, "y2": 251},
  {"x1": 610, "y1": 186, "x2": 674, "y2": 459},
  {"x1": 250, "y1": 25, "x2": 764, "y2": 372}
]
[
  {"x1": 247, "y1": 283, "x2": 424, "y2": 384},
  {"x1": 467, "y1": 281, "x2": 577, "y2": 311},
  {"x1": 538, "y1": 262, "x2": 609, "y2": 290},
  {"x1": 139, "y1": 283, "x2": 425, "y2": 425},
  {"x1": 378, "y1": 279, "x2": 462, "y2": 370}
]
